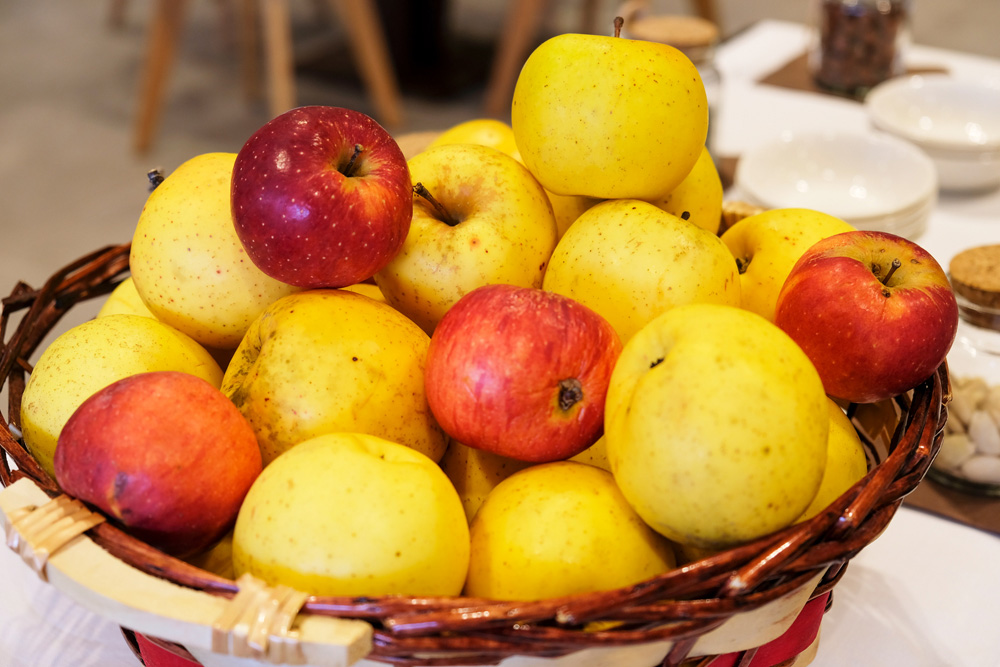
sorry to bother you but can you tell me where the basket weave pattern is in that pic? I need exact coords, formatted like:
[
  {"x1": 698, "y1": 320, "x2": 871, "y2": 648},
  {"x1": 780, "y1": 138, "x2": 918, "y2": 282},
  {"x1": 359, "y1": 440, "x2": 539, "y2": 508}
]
[{"x1": 0, "y1": 239, "x2": 950, "y2": 667}]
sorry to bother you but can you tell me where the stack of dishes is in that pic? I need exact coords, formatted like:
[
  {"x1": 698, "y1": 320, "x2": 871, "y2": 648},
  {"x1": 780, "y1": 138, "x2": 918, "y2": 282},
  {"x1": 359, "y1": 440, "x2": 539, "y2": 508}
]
[
  {"x1": 866, "y1": 73, "x2": 1000, "y2": 193},
  {"x1": 734, "y1": 130, "x2": 937, "y2": 239}
]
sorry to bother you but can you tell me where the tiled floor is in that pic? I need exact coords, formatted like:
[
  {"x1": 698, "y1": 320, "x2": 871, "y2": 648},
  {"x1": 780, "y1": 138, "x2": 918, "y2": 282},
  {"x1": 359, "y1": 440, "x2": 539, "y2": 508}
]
[{"x1": 2, "y1": 0, "x2": 999, "y2": 334}]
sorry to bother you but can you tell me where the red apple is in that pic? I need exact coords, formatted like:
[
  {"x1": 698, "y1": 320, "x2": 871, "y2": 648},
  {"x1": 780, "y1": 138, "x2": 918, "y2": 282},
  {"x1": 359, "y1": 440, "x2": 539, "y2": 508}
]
[
  {"x1": 425, "y1": 284, "x2": 622, "y2": 462},
  {"x1": 774, "y1": 230, "x2": 958, "y2": 404},
  {"x1": 54, "y1": 371, "x2": 263, "y2": 557},
  {"x1": 231, "y1": 106, "x2": 412, "y2": 288}
]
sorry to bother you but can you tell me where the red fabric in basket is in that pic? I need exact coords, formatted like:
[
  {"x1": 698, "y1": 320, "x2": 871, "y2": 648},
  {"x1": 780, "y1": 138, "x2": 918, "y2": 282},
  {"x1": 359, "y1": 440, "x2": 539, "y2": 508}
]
[
  {"x1": 710, "y1": 592, "x2": 830, "y2": 667},
  {"x1": 129, "y1": 593, "x2": 829, "y2": 667},
  {"x1": 135, "y1": 632, "x2": 202, "y2": 667}
]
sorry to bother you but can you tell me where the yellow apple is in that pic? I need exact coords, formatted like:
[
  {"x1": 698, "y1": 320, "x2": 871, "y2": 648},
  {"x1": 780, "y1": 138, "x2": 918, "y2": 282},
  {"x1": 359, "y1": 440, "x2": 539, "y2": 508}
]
[
  {"x1": 797, "y1": 399, "x2": 869, "y2": 521},
  {"x1": 605, "y1": 304, "x2": 829, "y2": 549},
  {"x1": 542, "y1": 199, "x2": 740, "y2": 344},
  {"x1": 232, "y1": 433, "x2": 469, "y2": 597},
  {"x1": 512, "y1": 31, "x2": 707, "y2": 200},
  {"x1": 465, "y1": 461, "x2": 676, "y2": 600},
  {"x1": 568, "y1": 434, "x2": 610, "y2": 472},
  {"x1": 720, "y1": 208, "x2": 855, "y2": 322},
  {"x1": 428, "y1": 118, "x2": 520, "y2": 157},
  {"x1": 439, "y1": 440, "x2": 534, "y2": 522},
  {"x1": 129, "y1": 152, "x2": 300, "y2": 350},
  {"x1": 374, "y1": 144, "x2": 558, "y2": 335},
  {"x1": 648, "y1": 146, "x2": 723, "y2": 235},
  {"x1": 426, "y1": 118, "x2": 597, "y2": 240},
  {"x1": 20, "y1": 314, "x2": 223, "y2": 479},
  {"x1": 340, "y1": 282, "x2": 386, "y2": 303},
  {"x1": 96, "y1": 277, "x2": 156, "y2": 319},
  {"x1": 222, "y1": 289, "x2": 447, "y2": 466}
]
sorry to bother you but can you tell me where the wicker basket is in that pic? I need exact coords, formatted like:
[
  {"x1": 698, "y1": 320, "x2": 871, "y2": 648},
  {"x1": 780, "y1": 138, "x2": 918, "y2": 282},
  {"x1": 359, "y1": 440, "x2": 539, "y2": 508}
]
[{"x1": 0, "y1": 224, "x2": 950, "y2": 667}]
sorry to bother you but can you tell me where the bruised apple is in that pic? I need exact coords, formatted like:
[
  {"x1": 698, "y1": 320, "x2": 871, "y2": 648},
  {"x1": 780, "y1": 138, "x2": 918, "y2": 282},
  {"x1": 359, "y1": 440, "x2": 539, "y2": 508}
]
[
  {"x1": 425, "y1": 284, "x2": 622, "y2": 462},
  {"x1": 54, "y1": 371, "x2": 261, "y2": 556}
]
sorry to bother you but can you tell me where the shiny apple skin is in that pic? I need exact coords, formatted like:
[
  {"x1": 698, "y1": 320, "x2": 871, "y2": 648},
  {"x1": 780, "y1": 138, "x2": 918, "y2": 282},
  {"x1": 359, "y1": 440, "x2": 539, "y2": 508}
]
[
  {"x1": 54, "y1": 371, "x2": 262, "y2": 557},
  {"x1": 231, "y1": 106, "x2": 412, "y2": 288},
  {"x1": 425, "y1": 284, "x2": 623, "y2": 462},
  {"x1": 775, "y1": 230, "x2": 958, "y2": 404}
]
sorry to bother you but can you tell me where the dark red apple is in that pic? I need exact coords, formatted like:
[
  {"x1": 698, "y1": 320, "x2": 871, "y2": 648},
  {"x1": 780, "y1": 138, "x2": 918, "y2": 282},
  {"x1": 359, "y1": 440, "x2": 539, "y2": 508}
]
[
  {"x1": 425, "y1": 284, "x2": 623, "y2": 462},
  {"x1": 231, "y1": 106, "x2": 411, "y2": 288},
  {"x1": 54, "y1": 371, "x2": 263, "y2": 557},
  {"x1": 774, "y1": 230, "x2": 958, "y2": 404}
]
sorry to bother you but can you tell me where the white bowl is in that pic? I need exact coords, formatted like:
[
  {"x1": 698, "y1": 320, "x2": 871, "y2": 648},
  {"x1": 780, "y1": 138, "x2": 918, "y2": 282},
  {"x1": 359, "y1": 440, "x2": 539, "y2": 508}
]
[
  {"x1": 865, "y1": 74, "x2": 1000, "y2": 192},
  {"x1": 734, "y1": 130, "x2": 937, "y2": 237}
]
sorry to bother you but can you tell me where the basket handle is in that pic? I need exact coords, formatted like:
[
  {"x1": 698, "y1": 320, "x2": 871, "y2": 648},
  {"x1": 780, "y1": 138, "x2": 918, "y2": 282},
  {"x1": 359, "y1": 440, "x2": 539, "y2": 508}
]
[{"x1": 0, "y1": 477, "x2": 373, "y2": 667}]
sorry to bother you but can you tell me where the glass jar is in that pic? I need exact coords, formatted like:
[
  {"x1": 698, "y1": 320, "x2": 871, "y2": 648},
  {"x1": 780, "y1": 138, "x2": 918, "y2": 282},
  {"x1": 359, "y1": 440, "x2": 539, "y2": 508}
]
[
  {"x1": 619, "y1": 10, "x2": 722, "y2": 156},
  {"x1": 930, "y1": 244, "x2": 1000, "y2": 496},
  {"x1": 810, "y1": 0, "x2": 911, "y2": 98}
]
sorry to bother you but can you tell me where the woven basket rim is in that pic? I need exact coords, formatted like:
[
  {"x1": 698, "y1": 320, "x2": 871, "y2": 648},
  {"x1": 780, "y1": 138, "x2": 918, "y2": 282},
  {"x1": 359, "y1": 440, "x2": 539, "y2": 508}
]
[{"x1": 0, "y1": 236, "x2": 951, "y2": 667}]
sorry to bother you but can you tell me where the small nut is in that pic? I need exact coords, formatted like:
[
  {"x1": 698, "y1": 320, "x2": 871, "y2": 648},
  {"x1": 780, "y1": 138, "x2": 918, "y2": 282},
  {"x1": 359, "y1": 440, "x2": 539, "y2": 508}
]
[
  {"x1": 960, "y1": 455, "x2": 1000, "y2": 486},
  {"x1": 969, "y1": 410, "x2": 1000, "y2": 456},
  {"x1": 935, "y1": 433, "x2": 976, "y2": 471}
]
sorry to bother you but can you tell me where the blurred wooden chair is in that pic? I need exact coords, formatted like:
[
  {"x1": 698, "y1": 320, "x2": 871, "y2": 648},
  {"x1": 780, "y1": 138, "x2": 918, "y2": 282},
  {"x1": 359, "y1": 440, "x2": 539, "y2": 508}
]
[
  {"x1": 132, "y1": 0, "x2": 403, "y2": 153},
  {"x1": 482, "y1": 0, "x2": 718, "y2": 118}
]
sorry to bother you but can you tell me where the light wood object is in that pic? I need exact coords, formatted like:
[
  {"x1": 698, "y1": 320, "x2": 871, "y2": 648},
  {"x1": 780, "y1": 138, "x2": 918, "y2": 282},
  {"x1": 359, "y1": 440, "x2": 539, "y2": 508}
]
[
  {"x1": 0, "y1": 478, "x2": 373, "y2": 667},
  {"x1": 132, "y1": 0, "x2": 404, "y2": 153},
  {"x1": 482, "y1": 0, "x2": 719, "y2": 118}
]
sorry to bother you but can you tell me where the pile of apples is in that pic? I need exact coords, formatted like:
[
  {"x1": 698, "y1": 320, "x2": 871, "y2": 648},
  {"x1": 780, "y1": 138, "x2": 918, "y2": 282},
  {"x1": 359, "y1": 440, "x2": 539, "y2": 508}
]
[{"x1": 18, "y1": 23, "x2": 960, "y2": 603}]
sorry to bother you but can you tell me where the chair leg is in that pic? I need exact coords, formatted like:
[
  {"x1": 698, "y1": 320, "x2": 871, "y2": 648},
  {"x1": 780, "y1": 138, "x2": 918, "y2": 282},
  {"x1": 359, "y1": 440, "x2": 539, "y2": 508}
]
[
  {"x1": 327, "y1": 0, "x2": 404, "y2": 128},
  {"x1": 260, "y1": 0, "x2": 297, "y2": 118},
  {"x1": 238, "y1": 0, "x2": 263, "y2": 101},
  {"x1": 133, "y1": 0, "x2": 187, "y2": 153},
  {"x1": 483, "y1": 0, "x2": 550, "y2": 119},
  {"x1": 691, "y1": 0, "x2": 718, "y2": 27}
]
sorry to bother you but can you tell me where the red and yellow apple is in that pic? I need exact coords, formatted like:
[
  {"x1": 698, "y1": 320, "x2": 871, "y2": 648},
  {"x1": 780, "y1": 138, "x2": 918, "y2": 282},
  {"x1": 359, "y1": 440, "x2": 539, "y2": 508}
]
[
  {"x1": 54, "y1": 371, "x2": 261, "y2": 556},
  {"x1": 425, "y1": 284, "x2": 622, "y2": 462},
  {"x1": 774, "y1": 230, "x2": 959, "y2": 404},
  {"x1": 230, "y1": 106, "x2": 412, "y2": 288}
]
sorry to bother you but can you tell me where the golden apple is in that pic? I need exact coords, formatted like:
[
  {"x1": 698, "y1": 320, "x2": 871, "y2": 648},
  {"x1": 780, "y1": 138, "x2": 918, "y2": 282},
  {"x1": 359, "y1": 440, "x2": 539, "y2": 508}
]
[
  {"x1": 97, "y1": 277, "x2": 156, "y2": 319},
  {"x1": 428, "y1": 118, "x2": 520, "y2": 157},
  {"x1": 426, "y1": 118, "x2": 596, "y2": 240},
  {"x1": 648, "y1": 146, "x2": 723, "y2": 235},
  {"x1": 340, "y1": 282, "x2": 386, "y2": 303},
  {"x1": 797, "y1": 399, "x2": 869, "y2": 521},
  {"x1": 222, "y1": 290, "x2": 447, "y2": 465},
  {"x1": 512, "y1": 31, "x2": 707, "y2": 200},
  {"x1": 130, "y1": 152, "x2": 300, "y2": 350},
  {"x1": 20, "y1": 314, "x2": 223, "y2": 479},
  {"x1": 543, "y1": 199, "x2": 740, "y2": 344},
  {"x1": 374, "y1": 144, "x2": 558, "y2": 334},
  {"x1": 465, "y1": 461, "x2": 676, "y2": 600},
  {"x1": 605, "y1": 304, "x2": 829, "y2": 549},
  {"x1": 720, "y1": 208, "x2": 854, "y2": 322},
  {"x1": 233, "y1": 433, "x2": 469, "y2": 597},
  {"x1": 568, "y1": 434, "x2": 610, "y2": 472},
  {"x1": 438, "y1": 440, "x2": 534, "y2": 522}
]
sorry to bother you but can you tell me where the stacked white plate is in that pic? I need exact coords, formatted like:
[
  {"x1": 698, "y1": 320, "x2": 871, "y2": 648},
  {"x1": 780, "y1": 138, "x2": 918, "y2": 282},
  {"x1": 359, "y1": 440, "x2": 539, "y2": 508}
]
[
  {"x1": 734, "y1": 130, "x2": 938, "y2": 240},
  {"x1": 866, "y1": 74, "x2": 1000, "y2": 193}
]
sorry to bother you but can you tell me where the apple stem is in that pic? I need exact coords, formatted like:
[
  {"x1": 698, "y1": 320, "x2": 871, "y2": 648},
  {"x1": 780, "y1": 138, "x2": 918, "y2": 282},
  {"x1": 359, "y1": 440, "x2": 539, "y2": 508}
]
[
  {"x1": 614, "y1": 16, "x2": 624, "y2": 38},
  {"x1": 147, "y1": 168, "x2": 164, "y2": 192},
  {"x1": 880, "y1": 258, "x2": 902, "y2": 286},
  {"x1": 413, "y1": 182, "x2": 460, "y2": 227},
  {"x1": 558, "y1": 378, "x2": 584, "y2": 411},
  {"x1": 342, "y1": 144, "x2": 364, "y2": 178}
]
